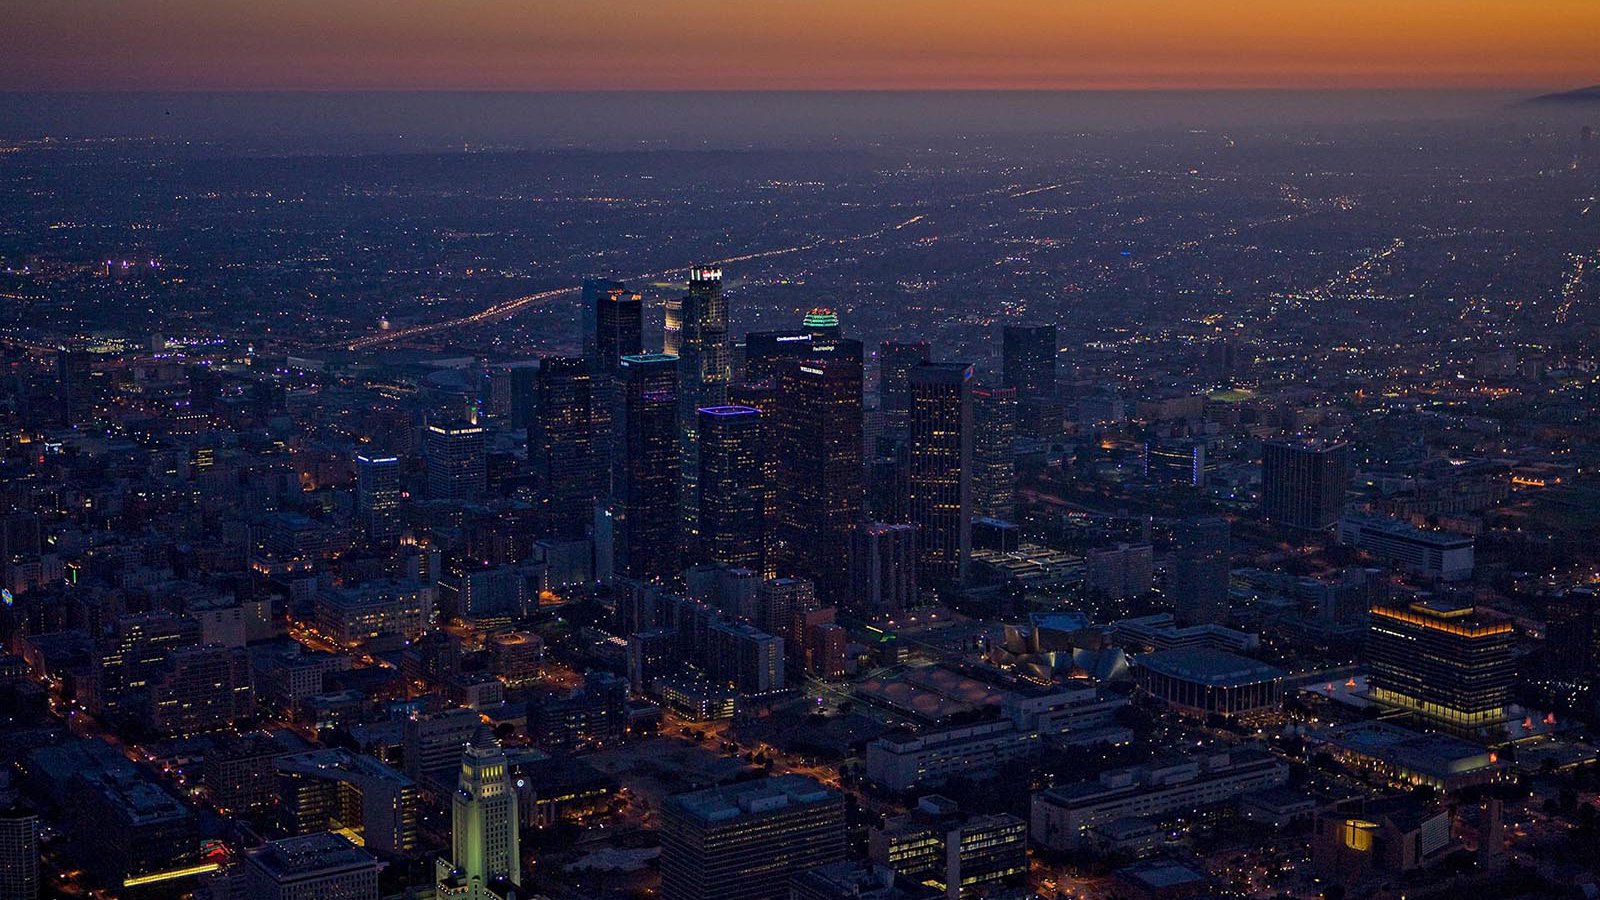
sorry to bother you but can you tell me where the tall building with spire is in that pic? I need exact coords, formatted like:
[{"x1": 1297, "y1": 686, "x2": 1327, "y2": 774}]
[
  {"x1": 676, "y1": 268, "x2": 732, "y2": 545},
  {"x1": 436, "y1": 745, "x2": 521, "y2": 900}
]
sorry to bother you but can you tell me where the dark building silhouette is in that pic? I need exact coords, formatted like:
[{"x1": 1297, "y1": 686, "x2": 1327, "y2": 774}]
[
  {"x1": 878, "y1": 339, "x2": 931, "y2": 437},
  {"x1": 1261, "y1": 439, "x2": 1350, "y2": 531},
  {"x1": 533, "y1": 357, "x2": 603, "y2": 539},
  {"x1": 697, "y1": 406, "x2": 765, "y2": 572},
  {"x1": 774, "y1": 353, "x2": 864, "y2": 602},
  {"x1": 1001, "y1": 323, "x2": 1056, "y2": 398},
  {"x1": 1172, "y1": 516, "x2": 1232, "y2": 626},
  {"x1": 616, "y1": 353, "x2": 681, "y2": 581},
  {"x1": 908, "y1": 362, "x2": 974, "y2": 589},
  {"x1": 970, "y1": 385, "x2": 1017, "y2": 522},
  {"x1": 583, "y1": 278, "x2": 642, "y2": 372}
]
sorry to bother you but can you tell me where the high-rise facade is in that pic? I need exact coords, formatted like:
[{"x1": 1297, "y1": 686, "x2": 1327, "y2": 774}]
[
  {"x1": 908, "y1": 363, "x2": 974, "y2": 589},
  {"x1": 424, "y1": 421, "x2": 487, "y2": 503},
  {"x1": 1001, "y1": 324, "x2": 1056, "y2": 398},
  {"x1": 354, "y1": 452, "x2": 402, "y2": 542},
  {"x1": 616, "y1": 353, "x2": 681, "y2": 581},
  {"x1": 970, "y1": 385, "x2": 1017, "y2": 522},
  {"x1": 774, "y1": 354, "x2": 864, "y2": 601},
  {"x1": 696, "y1": 406, "x2": 765, "y2": 571},
  {"x1": 677, "y1": 268, "x2": 732, "y2": 545},
  {"x1": 879, "y1": 339, "x2": 932, "y2": 437},
  {"x1": 659, "y1": 775, "x2": 845, "y2": 900},
  {"x1": 848, "y1": 522, "x2": 919, "y2": 619},
  {"x1": 583, "y1": 278, "x2": 642, "y2": 372},
  {"x1": 1367, "y1": 600, "x2": 1515, "y2": 731},
  {"x1": 436, "y1": 746, "x2": 521, "y2": 900},
  {"x1": 533, "y1": 357, "x2": 602, "y2": 538},
  {"x1": 0, "y1": 803, "x2": 38, "y2": 900},
  {"x1": 1261, "y1": 439, "x2": 1350, "y2": 531},
  {"x1": 1171, "y1": 517, "x2": 1231, "y2": 625}
]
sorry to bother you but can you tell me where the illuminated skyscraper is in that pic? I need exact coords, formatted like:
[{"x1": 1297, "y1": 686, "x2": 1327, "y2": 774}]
[
  {"x1": 697, "y1": 406, "x2": 765, "y2": 571},
  {"x1": 970, "y1": 385, "x2": 1017, "y2": 522},
  {"x1": 677, "y1": 268, "x2": 732, "y2": 544},
  {"x1": 908, "y1": 362, "x2": 974, "y2": 588},
  {"x1": 878, "y1": 339, "x2": 931, "y2": 437},
  {"x1": 1366, "y1": 599, "x2": 1514, "y2": 731},
  {"x1": 435, "y1": 746, "x2": 520, "y2": 900},
  {"x1": 533, "y1": 357, "x2": 602, "y2": 539},
  {"x1": 424, "y1": 421, "x2": 487, "y2": 503},
  {"x1": 354, "y1": 452, "x2": 402, "y2": 541},
  {"x1": 774, "y1": 353, "x2": 864, "y2": 601},
  {"x1": 1262, "y1": 439, "x2": 1350, "y2": 531},
  {"x1": 662, "y1": 296, "x2": 684, "y2": 357},
  {"x1": 582, "y1": 278, "x2": 642, "y2": 372},
  {"x1": 803, "y1": 307, "x2": 842, "y2": 340},
  {"x1": 616, "y1": 354, "x2": 680, "y2": 581}
]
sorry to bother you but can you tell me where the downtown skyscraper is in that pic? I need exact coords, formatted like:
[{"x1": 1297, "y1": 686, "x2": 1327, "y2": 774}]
[
  {"x1": 533, "y1": 357, "x2": 602, "y2": 539},
  {"x1": 676, "y1": 268, "x2": 732, "y2": 546},
  {"x1": 774, "y1": 352, "x2": 864, "y2": 603},
  {"x1": 582, "y1": 278, "x2": 642, "y2": 372},
  {"x1": 908, "y1": 362, "x2": 974, "y2": 589},
  {"x1": 696, "y1": 405, "x2": 765, "y2": 572},
  {"x1": 878, "y1": 339, "x2": 931, "y2": 437},
  {"x1": 1262, "y1": 438, "x2": 1351, "y2": 531},
  {"x1": 616, "y1": 353, "x2": 681, "y2": 581}
]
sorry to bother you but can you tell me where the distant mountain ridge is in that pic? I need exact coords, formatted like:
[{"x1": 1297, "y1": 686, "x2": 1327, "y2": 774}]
[{"x1": 1525, "y1": 85, "x2": 1600, "y2": 105}]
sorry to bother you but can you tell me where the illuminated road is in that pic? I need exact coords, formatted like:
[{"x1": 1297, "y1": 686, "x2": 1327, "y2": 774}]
[{"x1": 340, "y1": 213, "x2": 928, "y2": 351}]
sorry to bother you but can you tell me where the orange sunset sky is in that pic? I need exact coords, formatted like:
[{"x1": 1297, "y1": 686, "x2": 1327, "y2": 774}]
[{"x1": 4, "y1": 0, "x2": 1597, "y2": 91}]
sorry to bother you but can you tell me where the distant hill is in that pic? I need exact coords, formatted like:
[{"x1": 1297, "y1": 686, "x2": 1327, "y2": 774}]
[{"x1": 1524, "y1": 85, "x2": 1600, "y2": 106}]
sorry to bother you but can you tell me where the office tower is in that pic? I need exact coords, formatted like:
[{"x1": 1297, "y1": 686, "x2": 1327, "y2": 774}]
[
  {"x1": 1367, "y1": 599, "x2": 1515, "y2": 731},
  {"x1": 89, "y1": 612, "x2": 202, "y2": 722},
  {"x1": 773, "y1": 354, "x2": 864, "y2": 601},
  {"x1": 659, "y1": 775, "x2": 845, "y2": 900},
  {"x1": 403, "y1": 708, "x2": 494, "y2": 786},
  {"x1": 803, "y1": 307, "x2": 842, "y2": 340},
  {"x1": 868, "y1": 796, "x2": 1027, "y2": 900},
  {"x1": 616, "y1": 353, "x2": 681, "y2": 581},
  {"x1": 436, "y1": 746, "x2": 521, "y2": 900},
  {"x1": 314, "y1": 580, "x2": 434, "y2": 648},
  {"x1": 244, "y1": 833, "x2": 379, "y2": 900},
  {"x1": 354, "y1": 452, "x2": 402, "y2": 541},
  {"x1": 71, "y1": 770, "x2": 200, "y2": 892},
  {"x1": 424, "y1": 421, "x2": 487, "y2": 503},
  {"x1": 662, "y1": 296, "x2": 684, "y2": 357},
  {"x1": 879, "y1": 339, "x2": 932, "y2": 436},
  {"x1": 743, "y1": 329, "x2": 814, "y2": 384},
  {"x1": 848, "y1": 523, "x2": 919, "y2": 619},
  {"x1": 1001, "y1": 324, "x2": 1056, "y2": 398},
  {"x1": 1545, "y1": 586, "x2": 1600, "y2": 680},
  {"x1": 697, "y1": 406, "x2": 765, "y2": 571},
  {"x1": 755, "y1": 577, "x2": 816, "y2": 639},
  {"x1": 150, "y1": 644, "x2": 254, "y2": 736},
  {"x1": 56, "y1": 346, "x2": 95, "y2": 426},
  {"x1": 507, "y1": 362, "x2": 540, "y2": 433},
  {"x1": 1261, "y1": 439, "x2": 1350, "y2": 531},
  {"x1": 533, "y1": 357, "x2": 602, "y2": 538},
  {"x1": 277, "y1": 749, "x2": 420, "y2": 854},
  {"x1": 1144, "y1": 439, "x2": 1211, "y2": 488},
  {"x1": 970, "y1": 385, "x2": 1017, "y2": 522},
  {"x1": 708, "y1": 622, "x2": 786, "y2": 696},
  {"x1": 1085, "y1": 543, "x2": 1155, "y2": 601},
  {"x1": 0, "y1": 802, "x2": 38, "y2": 900},
  {"x1": 908, "y1": 363, "x2": 974, "y2": 589},
  {"x1": 204, "y1": 734, "x2": 282, "y2": 816},
  {"x1": 529, "y1": 671, "x2": 627, "y2": 753},
  {"x1": 676, "y1": 267, "x2": 733, "y2": 544},
  {"x1": 1171, "y1": 517, "x2": 1231, "y2": 626},
  {"x1": 583, "y1": 278, "x2": 642, "y2": 371}
]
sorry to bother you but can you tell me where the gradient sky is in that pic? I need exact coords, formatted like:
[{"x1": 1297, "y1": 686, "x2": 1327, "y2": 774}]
[{"x1": 4, "y1": 0, "x2": 1597, "y2": 92}]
